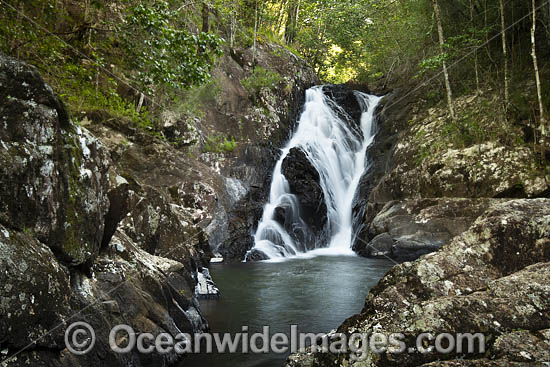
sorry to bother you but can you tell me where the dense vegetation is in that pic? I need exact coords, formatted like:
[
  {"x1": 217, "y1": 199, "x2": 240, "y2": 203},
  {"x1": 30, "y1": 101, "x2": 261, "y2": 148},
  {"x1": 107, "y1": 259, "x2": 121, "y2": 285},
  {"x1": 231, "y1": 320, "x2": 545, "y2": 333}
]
[{"x1": 0, "y1": 0, "x2": 549, "y2": 148}]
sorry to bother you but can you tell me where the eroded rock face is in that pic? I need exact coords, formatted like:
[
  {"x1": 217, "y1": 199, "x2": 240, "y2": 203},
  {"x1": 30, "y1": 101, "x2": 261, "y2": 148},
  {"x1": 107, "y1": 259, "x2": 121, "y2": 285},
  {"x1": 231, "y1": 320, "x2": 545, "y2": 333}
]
[
  {"x1": 211, "y1": 44, "x2": 319, "y2": 262},
  {"x1": 368, "y1": 94, "x2": 549, "y2": 203},
  {"x1": 322, "y1": 84, "x2": 366, "y2": 126},
  {"x1": 0, "y1": 53, "x2": 110, "y2": 266},
  {"x1": 287, "y1": 199, "x2": 550, "y2": 367},
  {"x1": 355, "y1": 198, "x2": 497, "y2": 261},
  {"x1": 371, "y1": 141, "x2": 549, "y2": 201}
]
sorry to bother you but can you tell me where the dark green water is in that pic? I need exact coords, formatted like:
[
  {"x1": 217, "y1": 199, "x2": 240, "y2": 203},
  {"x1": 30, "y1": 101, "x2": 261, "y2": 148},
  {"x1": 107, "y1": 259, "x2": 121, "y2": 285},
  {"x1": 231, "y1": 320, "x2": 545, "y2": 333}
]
[{"x1": 184, "y1": 255, "x2": 394, "y2": 367}]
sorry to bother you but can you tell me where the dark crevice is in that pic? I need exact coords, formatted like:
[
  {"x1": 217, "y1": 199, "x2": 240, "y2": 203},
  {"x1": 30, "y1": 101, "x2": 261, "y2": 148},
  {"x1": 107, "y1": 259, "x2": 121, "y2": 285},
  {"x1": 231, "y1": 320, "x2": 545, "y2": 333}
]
[{"x1": 100, "y1": 184, "x2": 132, "y2": 251}]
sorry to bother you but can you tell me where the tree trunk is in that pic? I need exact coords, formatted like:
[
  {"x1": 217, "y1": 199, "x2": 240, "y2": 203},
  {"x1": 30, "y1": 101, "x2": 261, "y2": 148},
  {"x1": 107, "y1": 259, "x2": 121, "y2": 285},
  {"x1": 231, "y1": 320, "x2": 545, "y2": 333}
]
[
  {"x1": 484, "y1": 0, "x2": 496, "y2": 65},
  {"x1": 545, "y1": 0, "x2": 550, "y2": 49},
  {"x1": 295, "y1": 0, "x2": 301, "y2": 31},
  {"x1": 252, "y1": 0, "x2": 258, "y2": 65},
  {"x1": 531, "y1": 0, "x2": 548, "y2": 136},
  {"x1": 277, "y1": 0, "x2": 289, "y2": 35},
  {"x1": 432, "y1": 0, "x2": 456, "y2": 120},
  {"x1": 285, "y1": 0, "x2": 300, "y2": 44},
  {"x1": 470, "y1": 0, "x2": 480, "y2": 93},
  {"x1": 499, "y1": 0, "x2": 509, "y2": 108},
  {"x1": 202, "y1": 2, "x2": 210, "y2": 33},
  {"x1": 230, "y1": 1, "x2": 236, "y2": 48}
]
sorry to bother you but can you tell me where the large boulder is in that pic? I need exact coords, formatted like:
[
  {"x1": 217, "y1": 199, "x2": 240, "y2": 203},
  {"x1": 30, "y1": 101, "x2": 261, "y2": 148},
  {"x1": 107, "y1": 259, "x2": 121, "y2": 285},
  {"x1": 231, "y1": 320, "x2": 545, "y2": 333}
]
[
  {"x1": 0, "y1": 53, "x2": 211, "y2": 367},
  {"x1": 286, "y1": 199, "x2": 550, "y2": 367},
  {"x1": 0, "y1": 53, "x2": 110, "y2": 266},
  {"x1": 1, "y1": 228, "x2": 209, "y2": 367},
  {"x1": 355, "y1": 198, "x2": 497, "y2": 261},
  {"x1": 0, "y1": 225, "x2": 73, "y2": 352},
  {"x1": 281, "y1": 147, "x2": 327, "y2": 237}
]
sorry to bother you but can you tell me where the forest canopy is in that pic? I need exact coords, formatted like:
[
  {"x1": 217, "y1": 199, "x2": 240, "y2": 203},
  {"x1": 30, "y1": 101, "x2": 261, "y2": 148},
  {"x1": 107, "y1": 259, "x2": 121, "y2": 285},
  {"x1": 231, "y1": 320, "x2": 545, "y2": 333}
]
[{"x1": 0, "y1": 0, "x2": 548, "y2": 134}]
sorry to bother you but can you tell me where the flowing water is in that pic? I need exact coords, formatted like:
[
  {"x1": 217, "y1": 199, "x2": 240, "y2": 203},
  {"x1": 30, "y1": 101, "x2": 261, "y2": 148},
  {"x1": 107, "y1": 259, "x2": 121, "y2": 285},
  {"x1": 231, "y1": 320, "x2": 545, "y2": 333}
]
[
  {"x1": 185, "y1": 256, "x2": 394, "y2": 367},
  {"x1": 250, "y1": 87, "x2": 382, "y2": 260}
]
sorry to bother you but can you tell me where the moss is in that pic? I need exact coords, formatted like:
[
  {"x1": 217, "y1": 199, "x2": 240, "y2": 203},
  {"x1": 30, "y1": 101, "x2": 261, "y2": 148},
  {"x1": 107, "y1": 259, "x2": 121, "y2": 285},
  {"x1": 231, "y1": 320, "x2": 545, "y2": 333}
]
[{"x1": 55, "y1": 126, "x2": 96, "y2": 264}]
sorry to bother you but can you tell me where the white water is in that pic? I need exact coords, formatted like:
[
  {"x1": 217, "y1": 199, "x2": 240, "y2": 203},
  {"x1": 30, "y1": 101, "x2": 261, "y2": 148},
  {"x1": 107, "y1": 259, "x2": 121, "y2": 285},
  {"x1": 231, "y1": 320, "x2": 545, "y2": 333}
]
[{"x1": 249, "y1": 86, "x2": 382, "y2": 261}]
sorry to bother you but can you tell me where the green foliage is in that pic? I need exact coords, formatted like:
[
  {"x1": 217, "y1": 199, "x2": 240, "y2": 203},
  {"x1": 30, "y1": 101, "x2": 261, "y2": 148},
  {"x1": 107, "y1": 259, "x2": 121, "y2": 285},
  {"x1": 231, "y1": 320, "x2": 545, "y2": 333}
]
[
  {"x1": 241, "y1": 67, "x2": 282, "y2": 95},
  {"x1": 121, "y1": 1, "x2": 224, "y2": 94},
  {"x1": 441, "y1": 116, "x2": 488, "y2": 148},
  {"x1": 58, "y1": 65, "x2": 151, "y2": 126},
  {"x1": 419, "y1": 53, "x2": 451, "y2": 74},
  {"x1": 2, "y1": 0, "x2": 548, "y2": 143},
  {"x1": 0, "y1": 0, "x2": 223, "y2": 132},
  {"x1": 204, "y1": 135, "x2": 237, "y2": 153},
  {"x1": 176, "y1": 80, "x2": 222, "y2": 118}
]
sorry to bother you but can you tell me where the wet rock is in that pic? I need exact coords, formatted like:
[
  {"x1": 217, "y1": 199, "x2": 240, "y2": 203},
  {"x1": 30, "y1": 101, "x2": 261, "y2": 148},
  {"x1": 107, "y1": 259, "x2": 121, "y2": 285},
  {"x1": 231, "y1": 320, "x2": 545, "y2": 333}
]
[
  {"x1": 353, "y1": 89, "x2": 410, "y2": 242},
  {"x1": 244, "y1": 248, "x2": 269, "y2": 262},
  {"x1": 204, "y1": 43, "x2": 319, "y2": 262},
  {"x1": 288, "y1": 199, "x2": 550, "y2": 366},
  {"x1": 322, "y1": 84, "x2": 365, "y2": 126},
  {"x1": 281, "y1": 147, "x2": 327, "y2": 237},
  {"x1": 356, "y1": 198, "x2": 496, "y2": 261},
  {"x1": 195, "y1": 268, "x2": 220, "y2": 299},
  {"x1": 219, "y1": 144, "x2": 279, "y2": 262}
]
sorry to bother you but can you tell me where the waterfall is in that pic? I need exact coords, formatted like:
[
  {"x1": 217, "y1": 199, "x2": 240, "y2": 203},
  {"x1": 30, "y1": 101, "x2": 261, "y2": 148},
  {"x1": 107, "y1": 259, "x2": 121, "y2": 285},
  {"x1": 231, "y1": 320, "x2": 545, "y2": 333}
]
[{"x1": 248, "y1": 86, "x2": 382, "y2": 261}]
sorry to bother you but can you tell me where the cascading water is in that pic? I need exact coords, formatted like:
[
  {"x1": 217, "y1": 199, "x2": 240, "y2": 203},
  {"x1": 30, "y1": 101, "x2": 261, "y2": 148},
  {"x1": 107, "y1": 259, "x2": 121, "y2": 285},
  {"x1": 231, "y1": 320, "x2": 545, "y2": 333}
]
[{"x1": 248, "y1": 86, "x2": 382, "y2": 261}]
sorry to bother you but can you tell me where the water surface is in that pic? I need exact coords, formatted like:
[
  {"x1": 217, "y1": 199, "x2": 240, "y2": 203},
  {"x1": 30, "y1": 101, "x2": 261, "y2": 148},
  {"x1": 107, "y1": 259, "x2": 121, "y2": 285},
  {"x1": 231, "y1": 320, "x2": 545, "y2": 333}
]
[{"x1": 185, "y1": 255, "x2": 394, "y2": 367}]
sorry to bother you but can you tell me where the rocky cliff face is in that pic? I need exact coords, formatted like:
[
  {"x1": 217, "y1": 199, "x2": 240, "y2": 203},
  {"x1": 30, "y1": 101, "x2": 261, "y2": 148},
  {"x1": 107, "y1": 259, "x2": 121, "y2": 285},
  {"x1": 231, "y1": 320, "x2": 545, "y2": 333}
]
[
  {"x1": 354, "y1": 89, "x2": 550, "y2": 260},
  {"x1": 0, "y1": 41, "x2": 318, "y2": 366},
  {"x1": 0, "y1": 52, "x2": 211, "y2": 367}
]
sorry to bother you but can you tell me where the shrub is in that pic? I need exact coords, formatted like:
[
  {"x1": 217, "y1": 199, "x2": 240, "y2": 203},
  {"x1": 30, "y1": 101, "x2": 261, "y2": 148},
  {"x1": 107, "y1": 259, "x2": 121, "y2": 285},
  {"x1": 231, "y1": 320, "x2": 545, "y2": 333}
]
[
  {"x1": 204, "y1": 135, "x2": 237, "y2": 153},
  {"x1": 241, "y1": 67, "x2": 282, "y2": 95}
]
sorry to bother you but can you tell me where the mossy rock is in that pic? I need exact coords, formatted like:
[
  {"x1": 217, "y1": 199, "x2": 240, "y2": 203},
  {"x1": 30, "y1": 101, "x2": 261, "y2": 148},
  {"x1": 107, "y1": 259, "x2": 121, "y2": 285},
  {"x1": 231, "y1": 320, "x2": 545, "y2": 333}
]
[{"x1": 0, "y1": 53, "x2": 110, "y2": 266}]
